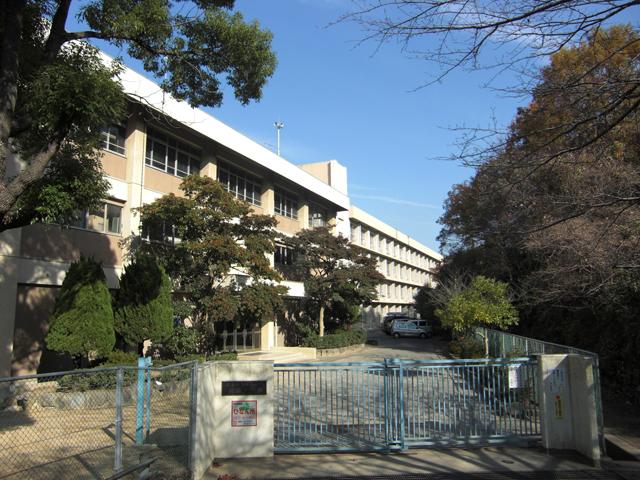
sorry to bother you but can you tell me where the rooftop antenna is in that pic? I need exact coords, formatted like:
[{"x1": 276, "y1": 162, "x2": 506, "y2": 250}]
[{"x1": 274, "y1": 121, "x2": 284, "y2": 156}]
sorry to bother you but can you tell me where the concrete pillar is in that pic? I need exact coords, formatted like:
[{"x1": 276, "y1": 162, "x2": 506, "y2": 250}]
[
  {"x1": 262, "y1": 183, "x2": 274, "y2": 215},
  {"x1": 0, "y1": 228, "x2": 21, "y2": 377},
  {"x1": 260, "y1": 321, "x2": 275, "y2": 350},
  {"x1": 125, "y1": 113, "x2": 146, "y2": 236},
  {"x1": 538, "y1": 354, "x2": 600, "y2": 463},
  {"x1": 200, "y1": 152, "x2": 217, "y2": 180},
  {"x1": 192, "y1": 361, "x2": 274, "y2": 479},
  {"x1": 298, "y1": 202, "x2": 309, "y2": 230}
]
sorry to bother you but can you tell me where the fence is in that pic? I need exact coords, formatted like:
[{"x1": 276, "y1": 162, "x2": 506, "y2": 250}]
[
  {"x1": 274, "y1": 357, "x2": 540, "y2": 453},
  {"x1": 474, "y1": 327, "x2": 605, "y2": 454},
  {"x1": 0, "y1": 361, "x2": 196, "y2": 480}
]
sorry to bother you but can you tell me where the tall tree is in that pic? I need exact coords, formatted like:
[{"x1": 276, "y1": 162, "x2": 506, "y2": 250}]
[
  {"x1": 290, "y1": 226, "x2": 384, "y2": 337},
  {"x1": 135, "y1": 175, "x2": 286, "y2": 342},
  {"x1": 0, "y1": 0, "x2": 276, "y2": 232},
  {"x1": 114, "y1": 254, "x2": 173, "y2": 355},
  {"x1": 436, "y1": 27, "x2": 640, "y2": 397},
  {"x1": 46, "y1": 256, "x2": 115, "y2": 365}
]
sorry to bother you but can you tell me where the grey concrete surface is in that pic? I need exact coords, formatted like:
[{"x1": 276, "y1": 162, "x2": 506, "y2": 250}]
[
  {"x1": 203, "y1": 446, "x2": 607, "y2": 479},
  {"x1": 313, "y1": 330, "x2": 450, "y2": 363}
]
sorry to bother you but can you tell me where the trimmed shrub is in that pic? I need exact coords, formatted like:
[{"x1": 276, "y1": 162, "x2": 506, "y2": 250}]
[
  {"x1": 449, "y1": 336, "x2": 485, "y2": 359},
  {"x1": 46, "y1": 257, "x2": 115, "y2": 363},
  {"x1": 302, "y1": 329, "x2": 367, "y2": 349},
  {"x1": 160, "y1": 324, "x2": 199, "y2": 360},
  {"x1": 115, "y1": 255, "x2": 173, "y2": 353}
]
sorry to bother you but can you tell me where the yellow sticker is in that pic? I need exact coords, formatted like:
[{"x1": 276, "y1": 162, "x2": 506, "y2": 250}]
[{"x1": 554, "y1": 395, "x2": 563, "y2": 419}]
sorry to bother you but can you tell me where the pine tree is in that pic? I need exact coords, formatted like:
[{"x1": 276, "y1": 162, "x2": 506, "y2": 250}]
[
  {"x1": 115, "y1": 255, "x2": 173, "y2": 355},
  {"x1": 46, "y1": 257, "x2": 115, "y2": 365}
]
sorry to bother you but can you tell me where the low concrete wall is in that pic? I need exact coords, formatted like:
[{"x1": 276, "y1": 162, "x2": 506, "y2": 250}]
[
  {"x1": 192, "y1": 361, "x2": 274, "y2": 480},
  {"x1": 317, "y1": 344, "x2": 365, "y2": 358},
  {"x1": 271, "y1": 347, "x2": 317, "y2": 359}
]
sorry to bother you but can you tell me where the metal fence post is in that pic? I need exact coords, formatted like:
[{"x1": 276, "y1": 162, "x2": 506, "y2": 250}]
[
  {"x1": 145, "y1": 358, "x2": 152, "y2": 440},
  {"x1": 189, "y1": 361, "x2": 199, "y2": 474},
  {"x1": 114, "y1": 368, "x2": 124, "y2": 473},
  {"x1": 136, "y1": 357, "x2": 145, "y2": 444}
]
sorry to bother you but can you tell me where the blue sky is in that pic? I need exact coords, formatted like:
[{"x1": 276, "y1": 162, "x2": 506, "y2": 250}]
[
  {"x1": 76, "y1": 1, "x2": 533, "y2": 251},
  {"x1": 216, "y1": 0, "x2": 529, "y2": 251}
]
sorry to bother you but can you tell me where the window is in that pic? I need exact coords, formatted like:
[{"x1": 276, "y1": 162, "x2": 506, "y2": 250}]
[
  {"x1": 65, "y1": 202, "x2": 122, "y2": 234},
  {"x1": 309, "y1": 203, "x2": 327, "y2": 228},
  {"x1": 145, "y1": 127, "x2": 200, "y2": 178},
  {"x1": 142, "y1": 220, "x2": 179, "y2": 245},
  {"x1": 100, "y1": 124, "x2": 126, "y2": 155},
  {"x1": 274, "y1": 244, "x2": 296, "y2": 265},
  {"x1": 218, "y1": 162, "x2": 262, "y2": 206},
  {"x1": 274, "y1": 189, "x2": 298, "y2": 219}
]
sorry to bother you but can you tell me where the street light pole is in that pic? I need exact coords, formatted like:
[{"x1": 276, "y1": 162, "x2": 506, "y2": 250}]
[{"x1": 274, "y1": 121, "x2": 284, "y2": 156}]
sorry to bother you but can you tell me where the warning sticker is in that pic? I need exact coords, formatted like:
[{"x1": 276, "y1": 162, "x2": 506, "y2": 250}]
[
  {"x1": 554, "y1": 395, "x2": 563, "y2": 419},
  {"x1": 231, "y1": 400, "x2": 258, "y2": 427}
]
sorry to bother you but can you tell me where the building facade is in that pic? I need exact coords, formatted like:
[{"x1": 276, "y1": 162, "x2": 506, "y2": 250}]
[
  {"x1": 350, "y1": 206, "x2": 442, "y2": 328},
  {"x1": 0, "y1": 54, "x2": 439, "y2": 377}
]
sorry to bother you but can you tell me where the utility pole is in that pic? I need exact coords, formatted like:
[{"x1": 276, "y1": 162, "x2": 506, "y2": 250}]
[{"x1": 274, "y1": 121, "x2": 284, "y2": 156}]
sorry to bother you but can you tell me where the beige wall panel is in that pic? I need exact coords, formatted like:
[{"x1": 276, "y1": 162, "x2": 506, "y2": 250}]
[
  {"x1": 100, "y1": 151, "x2": 127, "y2": 180},
  {"x1": 143, "y1": 166, "x2": 183, "y2": 195},
  {"x1": 20, "y1": 224, "x2": 123, "y2": 267},
  {"x1": 299, "y1": 163, "x2": 330, "y2": 184},
  {"x1": 11, "y1": 285, "x2": 72, "y2": 376},
  {"x1": 250, "y1": 205, "x2": 265, "y2": 215},
  {"x1": 275, "y1": 215, "x2": 300, "y2": 235}
]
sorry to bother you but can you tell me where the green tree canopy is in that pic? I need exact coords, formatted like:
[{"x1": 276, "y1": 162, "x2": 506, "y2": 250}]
[
  {"x1": 135, "y1": 175, "x2": 286, "y2": 344},
  {"x1": 0, "y1": 0, "x2": 276, "y2": 232},
  {"x1": 435, "y1": 26, "x2": 640, "y2": 396},
  {"x1": 46, "y1": 256, "x2": 115, "y2": 364},
  {"x1": 115, "y1": 254, "x2": 173, "y2": 355},
  {"x1": 436, "y1": 276, "x2": 518, "y2": 355},
  {"x1": 290, "y1": 226, "x2": 384, "y2": 337}
]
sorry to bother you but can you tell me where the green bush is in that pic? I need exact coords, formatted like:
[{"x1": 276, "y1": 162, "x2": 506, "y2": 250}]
[
  {"x1": 102, "y1": 350, "x2": 139, "y2": 365},
  {"x1": 449, "y1": 336, "x2": 485, "y2": 359},
  {"x1": 57, "y1": 368, "x2": 136, "y2": 391},
  {"x1": 115, "y1": 255, "x2": 173, "y2": 353},
  {"x1": 302, "y1": 329, "x2": 367, "y2": 349},
  {"x1": 160, "y1": 324, "x2": 199, "y2": 359},
  {"x1": 46, "y1": 257, "x2": 115, "y2": 363}
]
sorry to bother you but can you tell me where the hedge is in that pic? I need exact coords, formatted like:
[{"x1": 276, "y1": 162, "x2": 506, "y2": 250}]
[
  {"x1": 57, "y1": 351, "x2": 238, "y2": 391},
  {"x1": 302, "y1": 329, "x2": 367, "y2": 349}
]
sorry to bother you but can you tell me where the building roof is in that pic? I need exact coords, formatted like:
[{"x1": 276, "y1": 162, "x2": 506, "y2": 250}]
[
  {"x1": 350, "y1": 205, "x2": 443, "y2": 261},
  {"x1": 103, "y1": 52, "x2": 350, "y2": 211}
]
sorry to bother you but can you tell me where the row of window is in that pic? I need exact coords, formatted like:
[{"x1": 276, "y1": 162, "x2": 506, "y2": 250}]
[
  {"x1": 351, "y1": 222, "x2": 437, "y2": 270},
  {"x1": 145, "y1": 127, "x2": 200, "y2": 178},
  {"x1": 377, "y1": 283, "x2": 418, "y2": 301},
  {"x1": 65, "y1": 202, "x2": 123, "y2": 235},
  {"x1": 378, "y1": 258, "x2": 431, "y2": 284},
  {"x1": 274, "y1": 191, "x2": 298, "y2": 219},
  {"x1": 100, "y1": 124, "x2": 330, "y2": 226},
  {"x1": 218, "y1": 163, "x2": 262, "y2": 206}
]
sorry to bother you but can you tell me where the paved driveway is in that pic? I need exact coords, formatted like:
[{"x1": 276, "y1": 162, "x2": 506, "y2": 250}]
[{"x1": 315, "y1": 329, "x2": 450, "y2": 363}]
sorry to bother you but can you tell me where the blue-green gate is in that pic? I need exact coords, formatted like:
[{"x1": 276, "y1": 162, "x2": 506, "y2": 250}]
[{"x1": 274, "y1": 358, "x2": 540, "y2": 452}]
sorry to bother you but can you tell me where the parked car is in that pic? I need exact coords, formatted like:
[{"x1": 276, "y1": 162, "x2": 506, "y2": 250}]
[
  {"x1": 390, "y1": 319, "x2": 433, "y2": 338},
  {"x1": 382, "y1": 312, "x2": 411, "y2": 334}
]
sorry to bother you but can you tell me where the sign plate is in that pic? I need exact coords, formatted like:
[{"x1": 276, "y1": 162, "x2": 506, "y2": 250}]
[
  {"x1": 222, "y1": 380, "x2": 267, "y2": 396},
  {"x1": 231, "y1": 400, "x2": 257, "y2": 427}
]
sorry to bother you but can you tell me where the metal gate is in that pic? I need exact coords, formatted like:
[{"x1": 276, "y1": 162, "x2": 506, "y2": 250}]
[{"x1": 274, "y1": 358, "x2": 540, "y2": 452}]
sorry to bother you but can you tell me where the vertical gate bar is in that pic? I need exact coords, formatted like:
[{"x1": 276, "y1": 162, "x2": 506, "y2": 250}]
[
  {"x1": 287, "y1": 370, "x2": 291, "y2": 443},
  {"x1": 114, "y1": 368, "x2": 123, "y2": 474},
  {"x1": 188, "y1": 362, "x2": 198, "y2": 472},
  {"x1": 398, "y1": 362, "x2": 405, "y2": 449},
  {"x1": 383, "y1": 361, "x2": 390, "y2": 449}
]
